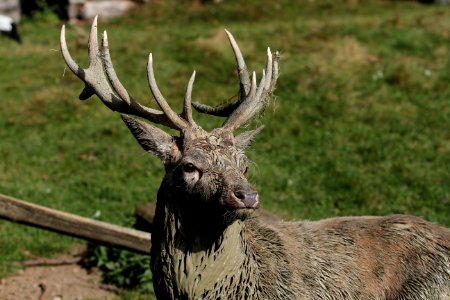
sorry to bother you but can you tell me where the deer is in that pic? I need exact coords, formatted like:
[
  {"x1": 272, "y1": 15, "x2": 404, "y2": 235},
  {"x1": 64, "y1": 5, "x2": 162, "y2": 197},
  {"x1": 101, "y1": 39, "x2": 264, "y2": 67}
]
[{"x1": 60, "y1": 17, "x2": 450, "y2": 300}]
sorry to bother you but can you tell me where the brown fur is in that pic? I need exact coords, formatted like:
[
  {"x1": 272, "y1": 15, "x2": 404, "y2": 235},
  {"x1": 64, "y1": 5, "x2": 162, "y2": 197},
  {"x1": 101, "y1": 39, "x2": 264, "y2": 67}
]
[
  {"x1": 143, "y1": 128, "x2": 450, "y2": 299},
  {"x1": 60, "y1": 21, "x2": 450, "y2": 299}
]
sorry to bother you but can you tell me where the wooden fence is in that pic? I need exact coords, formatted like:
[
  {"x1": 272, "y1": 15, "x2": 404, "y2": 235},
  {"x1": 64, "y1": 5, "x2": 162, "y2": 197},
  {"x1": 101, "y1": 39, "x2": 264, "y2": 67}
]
[{"x1": 0, "y1": 193, "x2": 280, "y2": 255}]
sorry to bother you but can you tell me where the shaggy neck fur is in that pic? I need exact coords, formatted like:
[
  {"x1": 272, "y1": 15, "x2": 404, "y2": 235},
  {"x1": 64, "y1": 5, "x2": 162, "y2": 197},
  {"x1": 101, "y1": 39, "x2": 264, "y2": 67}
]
[
  {"x1": 151, "y1": 181, "x2": 262, "y2": 299},
  {"x1": 150, "y1": 181, "x2": 296, "y2": 299}
]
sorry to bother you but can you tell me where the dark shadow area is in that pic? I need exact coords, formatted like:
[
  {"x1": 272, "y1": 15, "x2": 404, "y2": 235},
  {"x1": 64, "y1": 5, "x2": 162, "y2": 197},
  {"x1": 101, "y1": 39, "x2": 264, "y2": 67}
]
[{"x1": 20, "y1": 0, "x2": 69, "y2": 20}]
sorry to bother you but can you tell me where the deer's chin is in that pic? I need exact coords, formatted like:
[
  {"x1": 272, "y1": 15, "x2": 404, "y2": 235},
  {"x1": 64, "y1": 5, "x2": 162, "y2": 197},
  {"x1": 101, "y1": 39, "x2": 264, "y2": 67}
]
[
  {"x1": 217, "y1": 196, "x2": 259, "y2": 222},
  {"x1": 221, "y1": 197, "x2": 260, "y2": 211},
  {"x1": 222, "y1": 207, "x2": 255, "y2": 223}
]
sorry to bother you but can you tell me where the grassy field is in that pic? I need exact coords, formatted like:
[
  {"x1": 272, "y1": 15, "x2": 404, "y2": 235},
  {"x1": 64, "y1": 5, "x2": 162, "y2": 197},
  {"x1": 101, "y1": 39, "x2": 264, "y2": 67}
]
[{"x1": 1, "y1": 0, "x2": 449, "y2": 298}]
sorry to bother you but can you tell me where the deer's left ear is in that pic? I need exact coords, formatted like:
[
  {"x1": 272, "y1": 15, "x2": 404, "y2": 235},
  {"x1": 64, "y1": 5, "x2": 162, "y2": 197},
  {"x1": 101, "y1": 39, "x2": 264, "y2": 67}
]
[
  {"x1": 234, "y1": 125, "x2": 264, "y2": 150},
  {"x1": 121, "y1": 114, "x2": 180, "y2": 162}
]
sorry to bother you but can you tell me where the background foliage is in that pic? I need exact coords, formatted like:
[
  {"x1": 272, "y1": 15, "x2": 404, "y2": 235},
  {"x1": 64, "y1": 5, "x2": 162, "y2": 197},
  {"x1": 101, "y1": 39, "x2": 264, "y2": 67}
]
[{"x1": 0, "y1": 0, "x2": 449, "y2": 298}]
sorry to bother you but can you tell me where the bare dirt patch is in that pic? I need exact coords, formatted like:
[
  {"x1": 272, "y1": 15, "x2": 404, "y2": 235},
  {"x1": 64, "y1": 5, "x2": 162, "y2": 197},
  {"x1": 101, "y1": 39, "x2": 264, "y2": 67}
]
[
  {"x1": 329, "y1": 36, "x2": 379, "y2": 66},
  {"x1": 193, "y1": 29, "x2": 255, "y2": 55},
  {"x1": 0, "y1": 257, "x2": 118, "y2": 300}
]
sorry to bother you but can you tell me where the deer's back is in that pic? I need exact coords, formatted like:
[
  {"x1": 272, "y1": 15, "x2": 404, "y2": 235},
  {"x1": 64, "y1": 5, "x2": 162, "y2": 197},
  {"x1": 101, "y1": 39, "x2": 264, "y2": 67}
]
[{"x1": 249, "y1": 214, "x2": 450, "y2": 300}]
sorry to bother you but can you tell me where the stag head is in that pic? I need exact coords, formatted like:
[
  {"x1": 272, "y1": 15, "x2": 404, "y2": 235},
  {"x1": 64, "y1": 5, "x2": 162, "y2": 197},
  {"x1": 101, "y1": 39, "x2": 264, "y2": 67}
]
[{"x1": 60, "y1": 17, "x2": 279, "y2": 222}]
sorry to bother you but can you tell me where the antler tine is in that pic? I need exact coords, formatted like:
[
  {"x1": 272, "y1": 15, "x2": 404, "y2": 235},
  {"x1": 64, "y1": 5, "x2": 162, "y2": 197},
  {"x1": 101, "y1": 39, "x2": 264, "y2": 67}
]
[
  {"x1": 61, "y1": 16, "x2": 110, "y2": 102},
  {"x1": 100, "y1": 30, "x2": 130, "y2": 105},
  {"x1": 225, "y1": 29, "x2": 252, "y2": 97},
  {"x1": 88, "y1": 16, "x2": 99, "y2": 66},
  {"x1": 264, "y1": 48, "x2": 273, "y2": 90},
  {"x1": 147, "y1": 53, "x2": 188, "y2": 130},
  {"x1": 223, "y1": 70, "x2": 266, "y2": 130},
  {"x1": 191, "y1": 29, "x2": 252, "y2": 117},
  {"x1": 181, "y1": 71, "x2": 197, "y2": 125},
  {"x1": 249, "y1": 70, "x2": 257, "y2": 99},
  {"x1": 60, "y1": 17, "x2": 182, "y2": 130},
  {"x1": 192, "y1": 31, "x2": 280, "y2": 131},
  {"x1": 269, "y1": 50, "x2": 280, "y2": 95},
  {"x1": 221, "y1": 46, "x2": 279, "y2": 131},
  {"x1": 60, "y1": 25, "x2": 81, "y2": 78}
]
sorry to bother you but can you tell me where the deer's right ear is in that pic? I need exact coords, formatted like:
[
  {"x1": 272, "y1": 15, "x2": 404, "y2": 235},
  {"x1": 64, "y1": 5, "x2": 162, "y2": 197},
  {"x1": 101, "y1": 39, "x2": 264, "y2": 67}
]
[
  {"x1": 234, "y1": 125, "x2": 264, "y2": 150},
  {"x1": 121, "y1": 114, "x2": 179, "y2": 162}
]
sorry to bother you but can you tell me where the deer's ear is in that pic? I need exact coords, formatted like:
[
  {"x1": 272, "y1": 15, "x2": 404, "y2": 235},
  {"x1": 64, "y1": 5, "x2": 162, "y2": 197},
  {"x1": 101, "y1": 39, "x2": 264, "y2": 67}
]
[
  {"x1": 121, "y1": 114, "x2": 179, "y2": 162},
  {"x1": 234, "y1": 125, "x2": 264, "y2": 150}
]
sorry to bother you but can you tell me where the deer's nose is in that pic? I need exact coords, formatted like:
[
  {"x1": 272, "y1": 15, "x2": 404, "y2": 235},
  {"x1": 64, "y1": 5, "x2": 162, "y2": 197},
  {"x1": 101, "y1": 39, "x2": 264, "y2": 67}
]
[{"x1": 233, "y1": 190, "x2": 260, "y2": 208}]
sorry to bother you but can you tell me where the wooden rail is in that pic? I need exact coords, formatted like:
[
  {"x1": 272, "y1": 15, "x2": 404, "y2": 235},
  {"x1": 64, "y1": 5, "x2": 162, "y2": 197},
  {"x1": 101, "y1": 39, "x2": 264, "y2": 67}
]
[
  {"x1": 0, "y1": 193, "x2": 151, "y2": 255},
  {"x1": 0, "y1": 193, "x2": 281, "y2": 255}
]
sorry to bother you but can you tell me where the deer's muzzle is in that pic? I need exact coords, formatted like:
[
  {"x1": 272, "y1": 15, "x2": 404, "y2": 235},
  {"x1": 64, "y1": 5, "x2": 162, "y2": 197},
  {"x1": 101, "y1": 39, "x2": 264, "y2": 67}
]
[{"x1": 232, "y1": 190, "x2": 260, "y2": 209}]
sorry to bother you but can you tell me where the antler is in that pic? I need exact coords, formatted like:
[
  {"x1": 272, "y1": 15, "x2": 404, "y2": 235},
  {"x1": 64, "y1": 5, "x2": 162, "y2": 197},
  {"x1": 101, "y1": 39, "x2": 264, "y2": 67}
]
[
  {"x1": 61, "y1": 18, "x2": 278, "y2": 134},
  {"x1": 60, "y1": 16, "x2": 196, "y2": 131},
  {"x1": 193, "y1": 30, "x2": 280, "y2": 131}
]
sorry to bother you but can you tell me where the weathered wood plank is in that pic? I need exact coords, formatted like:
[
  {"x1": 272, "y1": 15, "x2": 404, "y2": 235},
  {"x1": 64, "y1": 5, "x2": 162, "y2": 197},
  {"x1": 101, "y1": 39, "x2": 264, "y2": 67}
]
[
  {"x1": 0, "y1": 193, "x2": 280, "y2": 255},
  {"x1": 0, "y1": 194, "x2": 151, "y2": 255}
]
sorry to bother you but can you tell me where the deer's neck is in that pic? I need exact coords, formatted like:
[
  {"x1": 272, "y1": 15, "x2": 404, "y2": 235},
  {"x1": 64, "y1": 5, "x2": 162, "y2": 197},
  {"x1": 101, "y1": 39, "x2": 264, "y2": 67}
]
[{"x1": 151, "y1": 188, "x2": 259, "y2": 299}]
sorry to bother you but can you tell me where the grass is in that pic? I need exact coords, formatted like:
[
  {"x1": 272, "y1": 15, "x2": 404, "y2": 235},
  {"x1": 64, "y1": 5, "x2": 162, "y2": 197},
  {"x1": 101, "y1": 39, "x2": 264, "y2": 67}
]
[{"x1": 1, "y1": 0, "x2": 449, "y2": 298}]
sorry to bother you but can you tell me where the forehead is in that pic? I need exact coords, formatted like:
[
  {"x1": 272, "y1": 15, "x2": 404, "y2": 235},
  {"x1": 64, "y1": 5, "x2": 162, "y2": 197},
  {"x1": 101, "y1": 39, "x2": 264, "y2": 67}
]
[{"x1": 182, "y1": 135, "x2": 246, "y2": 166}]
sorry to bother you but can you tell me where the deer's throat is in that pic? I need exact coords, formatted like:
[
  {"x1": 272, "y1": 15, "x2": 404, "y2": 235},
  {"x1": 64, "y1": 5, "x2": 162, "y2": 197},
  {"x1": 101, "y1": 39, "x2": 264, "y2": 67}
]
[
  {"x1": 177, "y1": 222, "x2": 246, "y2": 297},
  {"x1": 157, "y1": 200, "x2": 257, "y2": 298}
]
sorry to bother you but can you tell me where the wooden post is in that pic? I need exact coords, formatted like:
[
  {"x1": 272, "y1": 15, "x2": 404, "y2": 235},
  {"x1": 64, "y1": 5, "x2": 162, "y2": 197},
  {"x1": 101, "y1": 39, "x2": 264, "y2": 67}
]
[{"x1": 0, "y1": 194, "x2": 151, "y2": 255}]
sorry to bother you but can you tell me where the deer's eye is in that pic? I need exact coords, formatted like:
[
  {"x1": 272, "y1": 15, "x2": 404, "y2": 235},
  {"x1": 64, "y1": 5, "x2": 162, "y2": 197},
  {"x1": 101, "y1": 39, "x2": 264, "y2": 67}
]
[{"x1": 183, "y1": 163, "x2": 197, "y2": 173}]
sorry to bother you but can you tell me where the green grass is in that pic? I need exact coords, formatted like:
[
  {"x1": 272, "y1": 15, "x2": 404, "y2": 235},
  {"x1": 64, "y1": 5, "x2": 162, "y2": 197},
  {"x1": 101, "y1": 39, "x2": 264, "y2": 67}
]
[{"x1": 1, "y1": 0, "x2": 449, "y2": 297}]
